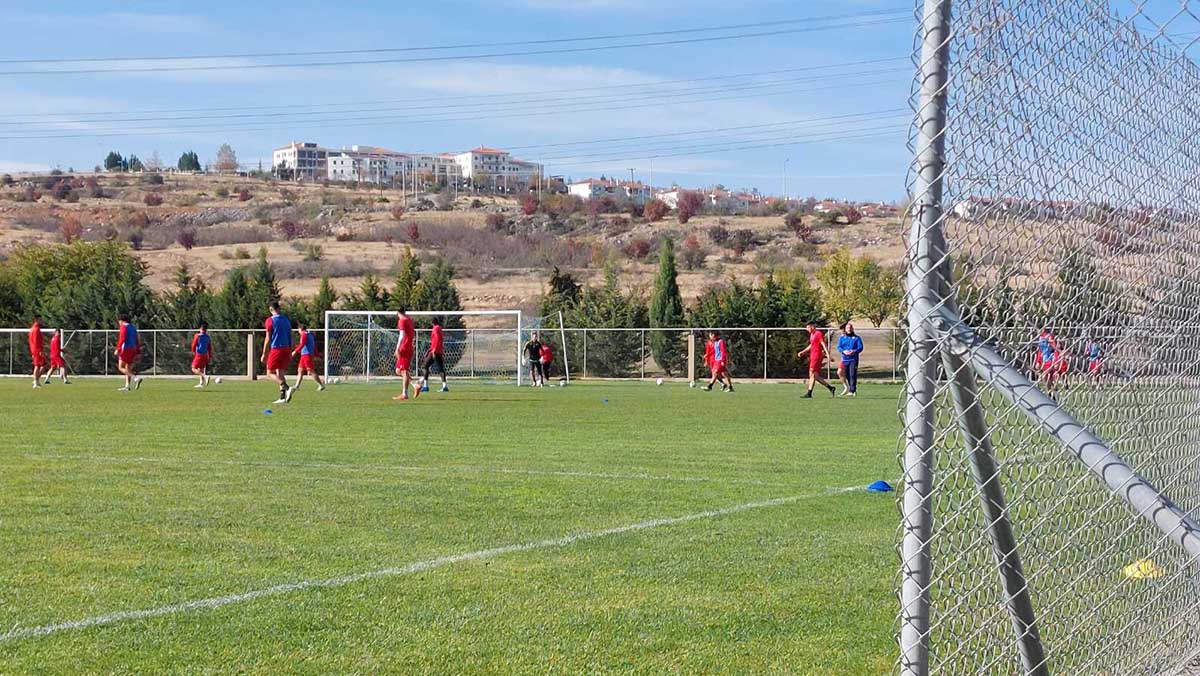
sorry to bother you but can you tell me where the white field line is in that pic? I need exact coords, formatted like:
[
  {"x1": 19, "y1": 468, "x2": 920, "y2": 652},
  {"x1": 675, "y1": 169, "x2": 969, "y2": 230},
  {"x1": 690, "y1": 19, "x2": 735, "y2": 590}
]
[
  {"x1": 19, "y1": 452, "x2": 791, "y2": 487},
  {"x1": 0, "y1": 486, "x2": 862, "y2": 643}
]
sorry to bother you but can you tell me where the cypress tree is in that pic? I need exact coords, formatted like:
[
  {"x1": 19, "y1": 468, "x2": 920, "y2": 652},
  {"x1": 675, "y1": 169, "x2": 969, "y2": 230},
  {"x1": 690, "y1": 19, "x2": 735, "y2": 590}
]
[{"x1": 649, "y1": 237, "x2": 686, "y2": 375}]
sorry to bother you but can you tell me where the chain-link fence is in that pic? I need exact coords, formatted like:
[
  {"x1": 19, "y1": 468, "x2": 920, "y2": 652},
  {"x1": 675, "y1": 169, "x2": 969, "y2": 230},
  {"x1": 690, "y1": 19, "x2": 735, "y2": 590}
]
[
  {"x1": 901, "y1": 1, "x2": 1200, "y2": 674},
  {"x1": 1, "y1": 327, "x2": 902, "y2": 381}
]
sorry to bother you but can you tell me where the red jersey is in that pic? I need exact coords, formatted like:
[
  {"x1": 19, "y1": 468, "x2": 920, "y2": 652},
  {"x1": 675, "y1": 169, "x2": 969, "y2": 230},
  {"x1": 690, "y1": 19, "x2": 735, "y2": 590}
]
[
  {"x1": 50, "y1": 333, "x2": 62, "y2": 359},
  {"x1": 704, "y1": 339, "x2": 715, "y2": 367},
  {"x1": 540, "y1": 343, "x2": 553, "y2": 364},
  {"x1": 429, "y1": 324, "x2": 444, "y2": 355},
  {"x1": 808, "y1": 330, "x2": 826, "y2": 361},
  {"x1": 29, "y1": 322, "x2": 44, "y2": 355},
  {"x1": 397, "y1": 314, "x2": 415, "y2": 352}
]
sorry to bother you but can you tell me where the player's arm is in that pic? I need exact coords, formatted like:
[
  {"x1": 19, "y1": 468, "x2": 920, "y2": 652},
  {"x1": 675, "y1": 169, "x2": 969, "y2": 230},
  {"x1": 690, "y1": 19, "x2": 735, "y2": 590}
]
[
  {"x1": 261, "y1": 319, "x2": 272, "y2": 363},
  {"x1": 115, "y1": 325, "x2": 126, "y2": 356},
  {"x1": 191, "y1": 334, "x2": 199, "y2": 356},
  {"x1": 796, "y1": 344, "x2": 811, "y2": 358}
]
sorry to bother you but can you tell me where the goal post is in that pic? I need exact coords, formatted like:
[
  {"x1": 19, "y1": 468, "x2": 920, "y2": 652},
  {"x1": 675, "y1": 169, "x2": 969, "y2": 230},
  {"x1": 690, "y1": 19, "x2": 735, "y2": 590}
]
[{"x1": 323, "y1": 310, "x2": 523, "y2": 385}]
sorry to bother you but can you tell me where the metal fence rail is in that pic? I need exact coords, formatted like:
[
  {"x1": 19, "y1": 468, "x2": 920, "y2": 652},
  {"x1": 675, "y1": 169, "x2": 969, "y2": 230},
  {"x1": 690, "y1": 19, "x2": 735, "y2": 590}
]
[
  {"x1": 900, "y1": 1, "x2": 1200, "y2": 673},
  {"x1": 1, "y1": 327, "x2": 904, "y2": 380}
]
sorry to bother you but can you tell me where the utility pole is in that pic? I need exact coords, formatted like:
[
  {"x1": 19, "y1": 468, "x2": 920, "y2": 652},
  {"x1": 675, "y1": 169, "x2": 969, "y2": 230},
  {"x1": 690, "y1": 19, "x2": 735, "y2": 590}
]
[
  {"x1": 649, "y1": 158, "x2": 654, "y2": 199},
  {"x1": 783, "y1": 158, "x2": 790, "y2": 202}
]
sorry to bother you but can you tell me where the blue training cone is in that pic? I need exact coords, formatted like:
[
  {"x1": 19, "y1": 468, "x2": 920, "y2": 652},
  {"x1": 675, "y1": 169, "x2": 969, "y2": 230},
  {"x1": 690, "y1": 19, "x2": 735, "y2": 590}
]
[
  {"x1": 263, "y1": 409, "x2": 273, "y2": 415},
  {"x1": 867, "y1": 480, "x2": 894, "y2": 493}
]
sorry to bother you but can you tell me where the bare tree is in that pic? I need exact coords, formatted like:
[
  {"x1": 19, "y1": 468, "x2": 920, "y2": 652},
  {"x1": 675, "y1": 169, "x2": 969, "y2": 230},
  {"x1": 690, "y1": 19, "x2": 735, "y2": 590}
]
[
  {"x1": 214, "y1": 143, "x2": 238, "y2": 173},
  {"x1": 145, "y1": 151, "x2": 163, "y2": 172}
]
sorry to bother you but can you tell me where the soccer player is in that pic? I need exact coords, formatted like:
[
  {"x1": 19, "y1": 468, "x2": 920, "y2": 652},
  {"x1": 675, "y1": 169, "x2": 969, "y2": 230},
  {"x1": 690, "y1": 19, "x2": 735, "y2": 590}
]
[
  {"x1": 524, "y1": 332, "x2": 545, "y2": 387},
  {"x1": 836, "y1": 322, "x2": 864, "y2": 396},
  {"x1": 46, "y1": 328, "x2": 71, "y2": 385},
  {"x1": 29, "y1": 316, "x2": 47, "y2": 388},
  {"x1": 796, "y1": 321, "x2": 836, "y2": 398},
  {"x1": 260, "y1": 302, "x2": 294, "y2": 404},
  {"x1": 1038, "y1": 327, "x2": 1059, "y2": 393},
  {"x1": 115, "y1": 314, "x2": 143, "y2": 392},
  {"x1": 418, "y1": 316, "x2": 448, "y2": 393},
  {"x1": 1085, "y1": 336, "x2": 1103, "y2": 382},
  {"x1": 702, "y1": 331, "x2": 715, "y2": 386},
  {"x1": 394, "y1": 306, "x2": 417, "y2": 400},
  {"x1": 190, "y1": 322, "x2": 213, "y2": 388},
  {"x1": 292, "y1": 321, "x2": 326, "y2": 392},
  {"x1": 540, "y1": 340, "x2": 555, "y2": 384},
  {"x1": 704, "y1": 330, "x2": 734, "y2": 392}
]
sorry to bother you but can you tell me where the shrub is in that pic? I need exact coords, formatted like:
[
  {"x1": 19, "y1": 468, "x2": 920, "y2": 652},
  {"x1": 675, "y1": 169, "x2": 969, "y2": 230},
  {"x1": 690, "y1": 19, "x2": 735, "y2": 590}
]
[
  {"x1": 334, "y1": 230, "x2": 354, "y2": 242},
  {"x1": 215, "y1": 186, "x2": 230, "y2": 198},
  {"x1": 676, "y1": 191, "x2": 703, "y2": 224},
  {"x1": 519, "y1": 194, "x2": 538, "y2": 216},
  {"x1": 0, "y1": 174, "x2": 12, "y2": 187},
  {"x1": 843, "y1": 206, "x2": 863, "y2": 225},
  {"x1": 59, "y1": 216, "x2": 83, "y2": 243},
  {"x1": 623, "y1": 238, "x2": 653, "y2": 261},
  {"x1": 65, "y1": 190, "x2": 79, "y2": 203},
  {"x1": 785, "y1": 209, "x2": 813, "y2": 241},
  {"x1": 177, "y1": 229, "x2": 196, "y2": 250},
  {"x1": 302, "y1": 243, "x2": 323, "y2": 261},
  {"x1": 391, "y1": 205, "x2": 407, "y2": 221},
  {"x1": 143, "y1": 173, "x2": 164, "y2": 185},
  {"x1": 127, "y1": 228, "x2": 145, "y2": 250},
  {"x1": 235, "y1": 246, "x2": 252, "y2": 259},
  {"x1": 237, "y1": 188, "x2": 252, "y2": 202},
  {"x1": 406, "y1": 221, "x2": 421, "y2": 242},
  {"x1": 817, "y1": 209, "x2": 841, "y2": 226},
  {"x1": 681, "y1": 235, "x2": 707, "y2": 270},
  {"x1": 729, "y1": 229, "x2": 757, "y2": 256},
  {"x1": 486, "y1": 212, "x2": 507, "y2": 231},
  {"x1": 86, "y1": 176, "x2": 104, "y2": 198},
  {"x1": 143, "y1": 193, "x2": 163, "y2": 206},
  {"x1": 123, "y1": 211, "x2": 150, "y2": 229},
  {"x1": 708, "y1": 224, "x2": 731, "y2": 245},
  {"x1": 627, "y1": 201, "x2": 644, "y2": 218},
  {"x1": 434, "y1": 191, "x2": 453, "y2": 211},
  {"x1": 470, "y1": 198, "x2": 484, "y2": 209},
  {"x1": 277, "y1": 220, "x2": 301, "y2": 240}
]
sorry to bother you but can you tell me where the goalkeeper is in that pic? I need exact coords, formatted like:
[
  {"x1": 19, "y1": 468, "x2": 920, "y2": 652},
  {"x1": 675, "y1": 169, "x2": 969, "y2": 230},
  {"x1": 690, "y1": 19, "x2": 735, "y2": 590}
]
[{"x1": 523, "y1": 332, "x2": 545, "y2": 387}]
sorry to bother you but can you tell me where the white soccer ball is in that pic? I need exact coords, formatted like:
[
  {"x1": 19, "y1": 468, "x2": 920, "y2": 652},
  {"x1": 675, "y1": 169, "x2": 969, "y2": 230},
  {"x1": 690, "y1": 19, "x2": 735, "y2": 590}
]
[
  {"x1": 656, "y1": 378, "x2": 664, "y2": 386},
  {"x1": 214, "y1": 377, "x2": 222, "y2": 384},
  {"x1": 559, "y1": 379, "x2": 567, "y2": 387},
  {"x1": 689, "y1": 381, "x2": 696, "y2": 388}
]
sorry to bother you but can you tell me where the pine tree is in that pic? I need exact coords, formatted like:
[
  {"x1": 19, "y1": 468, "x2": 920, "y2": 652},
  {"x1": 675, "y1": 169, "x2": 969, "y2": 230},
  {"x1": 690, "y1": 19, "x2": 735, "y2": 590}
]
[
  {"x1": 246, "y1": 248, "x2": 282, "y2": 315},
  {"x1": 216, "y1": 269, "x2": 254, "y2": 328},
  {"x1": 104, "y1": 151, "x2": 125, "y2": 172},
  {"x1": 313, "y1": 276, "x2": 337, "y2": 317},
  {"x1": 392, "y1": 246, "x2": 421, "y2": 309},
  {"x1": 649, "y1": 237, "x2": 686, "y2": 375},
  {"x1": 412, "y1": 257, "x2": 464, "y2": 329}
]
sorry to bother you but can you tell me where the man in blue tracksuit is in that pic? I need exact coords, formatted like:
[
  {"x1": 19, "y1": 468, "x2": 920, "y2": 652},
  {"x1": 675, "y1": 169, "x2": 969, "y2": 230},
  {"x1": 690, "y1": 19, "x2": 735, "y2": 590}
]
[{"x1": 837, "y1": 322, "x2": 864, "y2": 396}]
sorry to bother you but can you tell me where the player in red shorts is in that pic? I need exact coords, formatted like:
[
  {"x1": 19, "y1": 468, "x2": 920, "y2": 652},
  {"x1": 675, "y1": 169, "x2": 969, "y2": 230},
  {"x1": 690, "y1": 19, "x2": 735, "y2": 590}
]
[
  {"x1": 115, "y1": 314, "x2": 144, "y2": 392},
  {"x1": 1085, "y1": 338, "x2": 1103, "y2": 382},
  {"x1": 291, "y1": 321, "x2": 326, "y2": 392},
  {"x1": 260, "y1": 302, "x2": 295, "y2": 404},
  {"x1": 796, "y1": 321, "x2": 836, "y2": 398},
  {"x1": 539, "y1": 340, "x2": 554, "y2": 386},
  {"x1": 190, "y1": 323, "x2": 213, "y2": 388},
  {"x1": 703, "y1": 330, "x2": 734, "y2": 392},
  {"x1": 29, "y1": 315, "x2": 47, "y2": 389},
  {"x1": 393, "y1": 306, "x2": 418, "y2": 400},
  {"x1": 46, "y1": 328, "x2": 71, "y2": 385}
]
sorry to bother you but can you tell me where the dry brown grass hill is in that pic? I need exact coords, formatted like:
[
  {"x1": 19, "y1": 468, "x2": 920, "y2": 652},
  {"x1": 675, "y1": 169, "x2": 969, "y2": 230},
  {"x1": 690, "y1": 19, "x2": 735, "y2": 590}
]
[{"x1": 0, "y1": 172, "x2": 904, "y2": 312}]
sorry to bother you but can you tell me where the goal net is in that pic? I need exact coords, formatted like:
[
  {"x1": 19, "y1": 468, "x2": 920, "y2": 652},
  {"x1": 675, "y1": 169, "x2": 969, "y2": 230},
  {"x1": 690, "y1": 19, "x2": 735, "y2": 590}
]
[
  {"x1": 901, "y1": 1, "x2": 1200, "y2": 674},
  {"x1": 323, "y1": 310, "x2": 523, "y2": 384}
]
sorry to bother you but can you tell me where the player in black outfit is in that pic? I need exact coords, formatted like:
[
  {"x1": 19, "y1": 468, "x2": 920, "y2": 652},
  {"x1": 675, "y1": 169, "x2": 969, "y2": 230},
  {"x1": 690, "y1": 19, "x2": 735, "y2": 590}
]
[{"x1": 523, "y1": 332, "x2": 544, "y2": 387}]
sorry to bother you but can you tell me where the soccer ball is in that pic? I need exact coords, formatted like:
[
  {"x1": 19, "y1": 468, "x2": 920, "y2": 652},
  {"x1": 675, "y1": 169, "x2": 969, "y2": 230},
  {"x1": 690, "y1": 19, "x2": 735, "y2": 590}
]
[
  {"x1": 656, "y1": 378, "x2": 664, "y2": 386},
  {"x1": 559, "y1": 379, "x2": 567, "y2": 387},
  {"x1": 689, "y1": 381, "x2": 696, "y2": 388},
  {"x1": 214, "y1": 377, "x2": 222, "y2": 384}
]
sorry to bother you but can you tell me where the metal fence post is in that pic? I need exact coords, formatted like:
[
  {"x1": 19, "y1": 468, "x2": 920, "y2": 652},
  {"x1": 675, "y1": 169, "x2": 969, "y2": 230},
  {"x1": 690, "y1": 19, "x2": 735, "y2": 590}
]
[
  {"x1": 900, "y1": 1, "x2": 952, "y2": 673},
  {"x1": 8, "y1": 332, "x2": 12, "y2": 375},
  {"x1": 640, "y1": 329, "x2": 646, "y2": 380},
  {"x1": 104, "y1": 332, "x2": 110, "y2": 376},
  {"x1": 470, "y1": 330, "x2": 476, "y2": 378},
  {"x1": 582, "y1": 329, "x2": 588, "y2": 379},
  {"x1": 152, "y1": 331, "x2": 158, "y2": 375},
  {"x1": 763, "y1": 328, "x2": 768, "y2": 380}
]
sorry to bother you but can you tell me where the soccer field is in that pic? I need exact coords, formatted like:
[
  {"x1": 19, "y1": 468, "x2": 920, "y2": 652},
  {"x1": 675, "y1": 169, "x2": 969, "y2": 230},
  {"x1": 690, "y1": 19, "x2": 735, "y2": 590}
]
[{"x1": 0, "y1": 378, "x2": 899, "y2": 674}]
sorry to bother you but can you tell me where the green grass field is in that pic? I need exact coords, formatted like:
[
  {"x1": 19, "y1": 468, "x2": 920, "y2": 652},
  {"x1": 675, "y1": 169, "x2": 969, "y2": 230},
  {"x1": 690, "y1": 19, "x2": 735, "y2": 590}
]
[{"x1": 0, "y1": 378, "x2": 900, "y2": 674}]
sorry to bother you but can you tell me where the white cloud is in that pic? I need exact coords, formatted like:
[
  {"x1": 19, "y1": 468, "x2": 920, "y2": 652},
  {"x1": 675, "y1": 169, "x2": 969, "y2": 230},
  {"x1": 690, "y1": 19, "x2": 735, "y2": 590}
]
[{"x1": 0, "y1": 160, "x2": 52, "y2": 174}]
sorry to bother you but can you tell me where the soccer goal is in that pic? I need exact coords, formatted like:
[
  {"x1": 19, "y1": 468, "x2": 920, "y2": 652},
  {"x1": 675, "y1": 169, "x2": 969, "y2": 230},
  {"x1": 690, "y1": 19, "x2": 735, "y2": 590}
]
[{"x1": 323, "y1": 310, "x2": 524, "y2": 384}]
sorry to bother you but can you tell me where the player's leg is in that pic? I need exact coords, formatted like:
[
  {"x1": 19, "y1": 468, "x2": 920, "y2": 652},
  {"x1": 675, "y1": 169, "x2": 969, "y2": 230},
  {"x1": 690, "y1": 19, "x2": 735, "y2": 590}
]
[
  {"x1": 436, "y1": 354, "x2": 447, "y2": 391},
  {"x1": 847, "y1": 359, "x2": 859, "y2": 395},
  {"x1": 313, "y1": 364, "x2": 326, "y2": 390},
  {"x1": 721, "y1": 366, "x2": 734, "y2": 392},
  {"x1": 294, "y1": 364, "x2": 307, "y2": 390}
]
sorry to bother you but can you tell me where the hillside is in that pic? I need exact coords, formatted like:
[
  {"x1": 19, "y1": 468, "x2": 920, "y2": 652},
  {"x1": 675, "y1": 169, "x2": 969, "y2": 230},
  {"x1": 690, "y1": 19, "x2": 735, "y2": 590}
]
[{"x1": 0, "y1": 173, "x2": 904, "y2": 314}]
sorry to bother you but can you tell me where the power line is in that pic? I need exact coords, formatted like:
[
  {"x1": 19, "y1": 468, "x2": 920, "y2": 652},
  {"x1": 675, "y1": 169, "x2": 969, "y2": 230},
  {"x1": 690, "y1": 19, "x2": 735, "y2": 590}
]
[
  {"x1": 0, "y1": 9, "x2": 908, "y2": 65},
  {"x1": 0, "y1": 16, "x2": 908, "y2": 76},
  {"x1": 0, "y1": 68, "x2": 909, "y2": 132},
  {"x1": 0, "y1": 57, "x2": 907, "y2": 122}
]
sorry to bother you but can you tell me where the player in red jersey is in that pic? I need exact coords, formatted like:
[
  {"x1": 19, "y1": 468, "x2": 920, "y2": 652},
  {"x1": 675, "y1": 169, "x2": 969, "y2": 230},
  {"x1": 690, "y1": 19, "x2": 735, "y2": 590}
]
[
  {"x1": 291, "y1": 321, "x2": 326, "y2": 392},
  {"x1": 796, "y1": 321, "x2": 836, "y2": 398},
  {"x1": 393, "y1": 306, "x2": 418, "y2": 400},
  {"x1": 703, "y1": 330, "x2": 734, "y2": 392},
  {"x1": 46, "y1": 328, "x2": 71, "y2": 385},
  {"x1": 418, "y1": 316, "x2": 448, "y2": 393},
  {"x1": 539, "y1": 341, "x2": 555, "y2": 385},
  {"x1": 115, "y1": 314, "x2": 144, "y2": 392},
  {"x1": 29, "y1": 316, "x2": 47, "y2": 389},
  {"x1": 260, "y1": 302, "x2": 295, "y2": 404},
  {"x1": 190, "y1": 322, "x2": 213, "y2": 388},
  {"x1": 701, "y1": 332, "x2": 715, "y2": 386}
]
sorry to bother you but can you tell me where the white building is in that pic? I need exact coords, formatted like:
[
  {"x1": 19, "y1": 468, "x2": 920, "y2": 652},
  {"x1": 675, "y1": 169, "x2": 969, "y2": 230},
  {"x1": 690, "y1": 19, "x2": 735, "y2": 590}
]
[
  {"x1": 568, "y1": 178, "x2": 652, "y2": 205},
  {"x1": 272, "y1": 142, "x2": 331, "y2": 181},
  {"x1": 454, "y1": 147, "x2": 542, "y2": 188}
]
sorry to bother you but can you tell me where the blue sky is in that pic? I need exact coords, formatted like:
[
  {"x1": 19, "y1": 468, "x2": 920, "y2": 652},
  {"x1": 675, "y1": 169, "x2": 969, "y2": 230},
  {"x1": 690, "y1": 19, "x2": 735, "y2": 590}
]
[{"x1": 1, "y1": 1, "x2": 1194, "y2": 201}]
